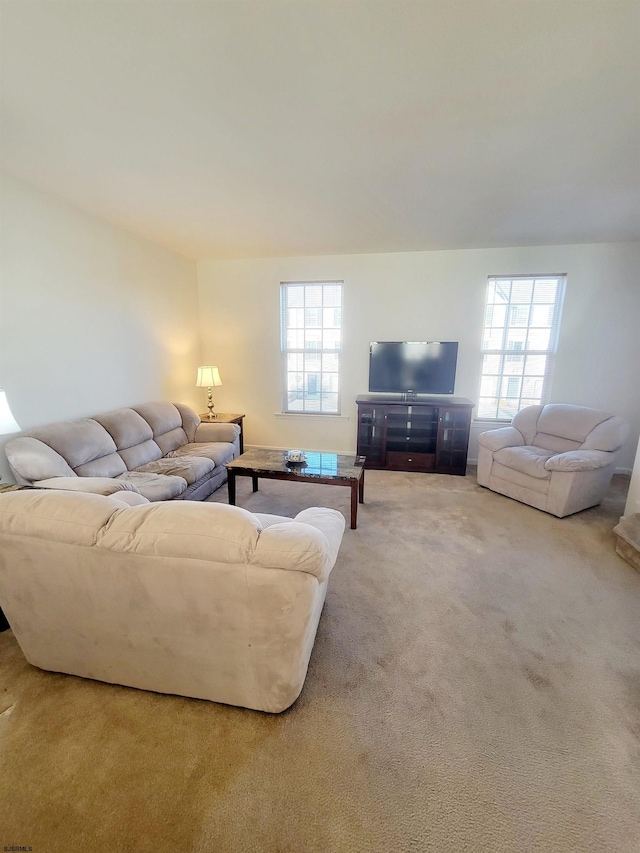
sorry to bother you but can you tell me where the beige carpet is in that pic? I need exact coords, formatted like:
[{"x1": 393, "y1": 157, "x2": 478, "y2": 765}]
[{"x1": 1, "y1": 470, "x2": 639, "y2": 852}]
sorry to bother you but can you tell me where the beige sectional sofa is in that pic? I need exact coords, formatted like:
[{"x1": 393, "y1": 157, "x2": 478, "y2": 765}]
[
  {"x1": 0, "y1": 490, "x2": 345, "y2": 712},
  {"x1": 5, "y1": 401, "x2": 239, "y2": 502}
]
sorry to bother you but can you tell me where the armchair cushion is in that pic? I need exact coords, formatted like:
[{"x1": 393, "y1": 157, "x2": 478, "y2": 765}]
[
  {"x1": 544, "y1": 449, "x2": 614, "y2": 473},
  {"x1": 536, "y1": 404, "x2": 613, "y2": 443},
  {"x1": 494, "y1": 446, "x2": 555, "y2": 479}
]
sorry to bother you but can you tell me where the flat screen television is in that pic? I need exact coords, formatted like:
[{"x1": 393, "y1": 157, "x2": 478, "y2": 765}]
[{"x1": 369, "y1": 341, "x2": 458, "y2": 395}]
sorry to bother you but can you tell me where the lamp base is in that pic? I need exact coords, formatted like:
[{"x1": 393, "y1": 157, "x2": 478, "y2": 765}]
[{"x1": 206, "y1": 388, "x2": 216, "y2": 419}]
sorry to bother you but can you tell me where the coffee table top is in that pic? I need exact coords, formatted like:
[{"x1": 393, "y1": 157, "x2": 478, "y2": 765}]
[{"x1": 226, "y1": 448, "x2": 365, "y2": 481}]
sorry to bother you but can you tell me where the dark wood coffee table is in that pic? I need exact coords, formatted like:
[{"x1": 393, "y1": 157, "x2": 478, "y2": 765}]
[{"x1": 226, "y1": 449, "x2": 366, "y2": 529}]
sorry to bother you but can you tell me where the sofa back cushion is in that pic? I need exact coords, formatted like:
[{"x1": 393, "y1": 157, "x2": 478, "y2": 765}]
[
  {"x1": 0, "y1": 490, "x2": 123, "y2": 546},
  {"x1": 536, "y1": 404, "x2": 612, "y2": 443},
  {"x1": 27, "y1": 418, "x2": 127, "y2": 478},
  {"x1": 581, "y1": 416, "x2": 629, "y2": 452},
  {"x1": 93, "y1": 408, "x2": 163, "y2": 470},
  {"x1": 510, "y1": 403, "x2": 625, "y2": 454},
  {"x1": 530, "y1": 433, "x2": 582, "y2": 454},
  {"x1": 5, "y1": 436, "x2": 76, "y2": 483},
  {"x1": 98, "y1": 500, "x2": 261, "y2": 563},
  {"x1": 133, "y1": 403, "x2": 189, "y2": 455}
]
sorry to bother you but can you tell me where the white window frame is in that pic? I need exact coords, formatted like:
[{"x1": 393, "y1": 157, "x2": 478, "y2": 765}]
[
  {"x1": 478, "y1": 274, "x2": 566, "y2": 421},
  {"x1": 280, "y1": 281, "x2": 343, "y2": 415}
]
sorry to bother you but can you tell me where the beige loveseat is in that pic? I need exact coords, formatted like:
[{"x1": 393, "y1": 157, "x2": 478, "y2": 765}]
[
  {"x1": 0, "y1": 490, "x2": 345, "y2": 712},
  {"x1": 477, "y1": 403, "x2": 628, "y2": 517},
  {"x1": 5, "y1": 401, "x2": 239, "y2": 502}
]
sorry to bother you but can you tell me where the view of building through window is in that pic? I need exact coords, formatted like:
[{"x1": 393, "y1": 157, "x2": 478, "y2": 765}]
[
  {"x1": 478, "y1": 275, "x2": 566, "y2": 419},
  {"x1": 280, "y1": 282, "x2": 343, "y2": 413}
]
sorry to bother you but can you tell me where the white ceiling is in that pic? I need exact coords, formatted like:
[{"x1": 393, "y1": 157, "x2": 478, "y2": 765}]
[{"x1": 1, "y1": 0, "x2": 639, "y2": 260}]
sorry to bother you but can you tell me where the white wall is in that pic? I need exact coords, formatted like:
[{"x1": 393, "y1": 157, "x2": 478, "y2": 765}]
[
  {"x1": 624, "y1": 438, "x2": 640, "y2": 516},
  {"x1": 0, "y1": 174, "x2": 201, "y2": 482},
  {"x1": 197, "y1": 242, "x2": 640, "y2": 471}
]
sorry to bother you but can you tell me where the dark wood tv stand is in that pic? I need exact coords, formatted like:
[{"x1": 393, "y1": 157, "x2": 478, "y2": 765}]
[{"x1": 356, "y1": 395, "x2": 475, "y2": 476}]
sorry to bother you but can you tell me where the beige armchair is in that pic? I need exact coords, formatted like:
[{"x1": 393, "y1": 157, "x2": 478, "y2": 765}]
[{"x1": 477, "y1": 404, "x2": 628, "y2": 517}]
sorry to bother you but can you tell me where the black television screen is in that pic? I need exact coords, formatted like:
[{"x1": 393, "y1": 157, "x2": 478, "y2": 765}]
[{"x1": 369, "y1": 341, "x2": 458, "y2": 395}]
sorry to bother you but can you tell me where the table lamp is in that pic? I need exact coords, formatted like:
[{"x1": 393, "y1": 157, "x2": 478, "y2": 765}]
[
  {"x1": 0, "y1": 390, "x2": 21, "y2": 485},
  {"x1": 196, "y1": 366, "x2": 222, "y2": 420},
  {"x1": 0, "y1": 390, "x2": 20, "y2": 436}
]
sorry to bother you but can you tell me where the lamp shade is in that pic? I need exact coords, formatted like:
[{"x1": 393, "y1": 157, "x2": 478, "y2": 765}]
[
  {"x1": 0, "y1": 390, "x2": 21, "y2": 435},
  {"x1": 196, "y1": 366, "x2": 222, "y2": 388}
]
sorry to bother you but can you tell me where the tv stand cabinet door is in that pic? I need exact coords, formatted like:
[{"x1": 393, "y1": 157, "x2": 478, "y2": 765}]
[
  {"x1": 435, "y1": 406, "x2": 472, "y2": 475},
  {"x1": 356, "y1": 404, "x2": 387, "y2": 468}
]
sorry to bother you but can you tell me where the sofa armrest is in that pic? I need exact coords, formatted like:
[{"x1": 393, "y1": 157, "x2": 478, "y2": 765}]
[
  {"x1": 477, "y1": 426, "x2": 525, "y2": 452},
  {"x1": 544, "y1": 450, "x2": 614, "y2": 473},
  {"x1": 293, "y1": 507, "x2": 346, "y2": 568},
  {"x1": 33, "y1": 477, "x2": 141, "y2": 495},
  {"x1": 251, "y1": 508, "x2": 345, "y2": 583},
  {"x1": 194, "y1": 422, "x2": 240, "y2": 443}
]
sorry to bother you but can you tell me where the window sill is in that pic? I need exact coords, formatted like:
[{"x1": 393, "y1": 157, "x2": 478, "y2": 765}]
[{"x1": 274, "y1": 413, "x2": 350, "y2": 422}]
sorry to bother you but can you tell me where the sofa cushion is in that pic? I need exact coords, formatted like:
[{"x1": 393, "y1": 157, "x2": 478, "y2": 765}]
[
  {"x1": 0, "y1": 490, "x2": 122, "y2": 546},
  {"x1": 28, "y1": 418, "x2": 119, "y2": 470},
  {"x1": 135, "y1": 456, "x2": 214, "y2": 485},
  {"x1": 174, "y1": 403, "x2": 201, "y2": 443},
  {"x1": 5, "y1": 436, "x2": 76, "y2": 482},
  {"x1": 494, "y1": 445, "x2": 555, "y2": 479},
  {"x1": 97, "y1": 501, "x2": 261, "y2": 563},
  {"x1": 94, "y1": 408, "x2": 154, "y2": 448},
  {"x1": 133, "y1": 403, "x2": 189, "y2": 455},
  {"x1": 168, "y1": 441, "x2": 236, "y2": 467},
  {"x1": 93, "y1": 408, "x2": 164, "y2": 470},
  {"x1": 116, "y1": 471, "x2": 187, "y2": 501},
  {"x1": 74, "y1": 453, "x2": 128, "y2": 478}
]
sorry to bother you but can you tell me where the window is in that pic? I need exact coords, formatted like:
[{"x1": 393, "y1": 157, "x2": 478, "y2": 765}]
[
  {"x1": 478, "y1": 275, "x2": 566, "y2": 420},
  {"x1": 280, "y1": 281, "x2": 343, "y2": 413}
]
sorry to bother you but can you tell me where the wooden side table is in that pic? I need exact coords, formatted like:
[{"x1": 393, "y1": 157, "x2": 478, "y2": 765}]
[{"x1": 199, "y1": 413, "x2": 246, "y2": 455}]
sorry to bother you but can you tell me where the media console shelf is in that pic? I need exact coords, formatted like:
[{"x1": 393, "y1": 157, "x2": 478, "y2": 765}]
[{"x1": 356, "y1": 395, "x2": 475, "y2": 476}]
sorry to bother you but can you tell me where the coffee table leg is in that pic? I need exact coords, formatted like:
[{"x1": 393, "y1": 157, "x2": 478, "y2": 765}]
[
  {"x1": 228, "y1": 470, "x2": 236, "y2": 505},
  {"x1": 359, "y1": 469, "x2": 365, "y2": 503},
  {"x1": 252, "y1": 475, "x2": 259, "y2": 493},
  {"x1": 350, "y1": 481, "x2": 358, "y2": 529}
]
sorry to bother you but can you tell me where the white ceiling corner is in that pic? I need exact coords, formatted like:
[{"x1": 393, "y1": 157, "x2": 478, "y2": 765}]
[{"x1": 1, "y1": 0, "x2": 639, "y2": 260}]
